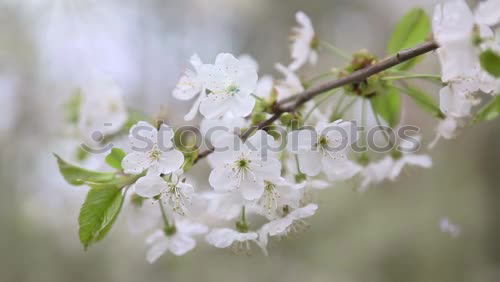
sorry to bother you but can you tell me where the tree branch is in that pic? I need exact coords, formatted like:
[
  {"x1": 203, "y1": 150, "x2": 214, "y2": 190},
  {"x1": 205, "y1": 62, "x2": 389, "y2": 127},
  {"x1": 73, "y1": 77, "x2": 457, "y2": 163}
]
[{"x1": 194, "y1": 40, "x2": 439, "y2": 163}]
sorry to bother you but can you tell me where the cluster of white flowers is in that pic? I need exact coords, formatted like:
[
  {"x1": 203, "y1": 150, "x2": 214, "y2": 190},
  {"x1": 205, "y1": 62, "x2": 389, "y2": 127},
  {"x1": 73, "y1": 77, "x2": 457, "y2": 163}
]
[
  {"x1": 431, "y1": 0, "x2": 500, "y2": 146},
  {"x1": 117, "y1": 10, "x2": 442, "y2": 263},
  {"x1": 58, "y1": 2, "x2": 499, "y2": 264}
]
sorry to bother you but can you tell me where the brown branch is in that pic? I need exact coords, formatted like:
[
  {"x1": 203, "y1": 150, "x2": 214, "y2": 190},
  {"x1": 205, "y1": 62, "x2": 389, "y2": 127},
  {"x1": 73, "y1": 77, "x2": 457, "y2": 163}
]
[{"x1": 193, "y1": 40, "x2": 439, "y2": 163}]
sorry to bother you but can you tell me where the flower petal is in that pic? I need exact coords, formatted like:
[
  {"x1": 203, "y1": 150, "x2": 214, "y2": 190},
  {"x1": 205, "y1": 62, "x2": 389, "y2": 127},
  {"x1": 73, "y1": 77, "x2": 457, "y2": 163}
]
[
  {"x1": 209, "y1": 167, "x2": 236, "y2": 192},
  {"x1": 134, "y1": 174, "x2": 167, "y2": 198},
  {"x1": 128, "y1": 121, "x2": 158, "y2": 150},
  {"x1": 297, "y1": 151, "x2": 322, "y2": 176},
  {"x1": 155, "y1": 149, "x2": 184, "y2": 174},
  {"x1": 240, "y1": 176, "x2": 265, "y2": 200},
  {"x1": 146, "y1": 236, "x2": 169, "y2": 264},
  {"x1": 205, "y1": 228, "x2": 239, "y2": 248},
  {"x1": 122, "y1": 151, "x2": 152, "y2": 174},
  {"x1": 168, "y1": 235, "x2": 196, "y2": 256}
]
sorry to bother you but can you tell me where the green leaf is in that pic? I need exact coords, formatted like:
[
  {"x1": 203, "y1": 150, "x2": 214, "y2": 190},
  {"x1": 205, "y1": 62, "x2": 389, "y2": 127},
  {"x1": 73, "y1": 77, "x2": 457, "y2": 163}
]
[
  {"x1": 474, "y1": 96, "x2": 500, "y2": 122},
  {"x1": 400, "y1": 85, "x2": 445, "y2": 118},
  {"x1": 105, "y1": 148, "x2": 126, "y2": 170},
  {"x1": 371, "y1": 86, "x2": 401, "y2": 127},
  {"x1": 54, "y1": 154, "x2": 115, "y2": 186},
  {"x1": 79, "y1": 186, "x2": 125, "y2": 249},
  {"x1": 480, "y1": 50, "x2": 500, "y2": 78},
  {"x1": 387, "y1": 8, "x2": 430, "y2": 70}
]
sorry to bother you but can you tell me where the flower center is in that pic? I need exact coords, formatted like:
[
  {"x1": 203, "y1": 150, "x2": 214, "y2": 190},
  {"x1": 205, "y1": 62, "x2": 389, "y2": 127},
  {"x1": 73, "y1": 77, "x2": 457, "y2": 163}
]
[
  {"x1": 150, "y1": 149, "x2": 162, "y2": 161},
  {"x1": 260, "y1": 181, "x2": 280, "y2": 214},
  {"x1": 226, "y1": 84, "x2": 240, "y2": 96},
  {"x1": 318, "y1": 135, "x2": 329, "y2": 147}
]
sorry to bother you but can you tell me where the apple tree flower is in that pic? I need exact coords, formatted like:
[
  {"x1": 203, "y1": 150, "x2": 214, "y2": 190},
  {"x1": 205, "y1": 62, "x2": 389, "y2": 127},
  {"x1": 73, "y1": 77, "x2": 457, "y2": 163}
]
[
  {"x1": 208, "y1": 130, "x2": 282, "y2": 200},
  {"x1": 289, "y1": 11, "x2": 318, "y2": 71},
  {"x1": 205, "y1": 228, "x2": 260, "y2": 254},
  {"x1": 388, "y1": 136, "x2": 432, "y2": 181},
  {"x1": 258, "y1": 203, "x2": 318, "y2": 249},
  {"x1": 145, "y1": 220, "x2": 208, "y2": 263},
  {"x1": 121, "y1": 121, "x2": 184, "y2": 175},
  {"x1": 134, "y1": 170, "x2": 195, "y2": 216},
  {"x1": 287, "y1": 120, "x2": 358, "y2": 179},
  {"x1": 172, "y1": 54, "x2": 204, "y2": 121},
  {"x1": 198, "y1": 53, "x2": 258, "y2": 119},
  {"x1": 78, "y1": 79, "x2": 128, "y2": 139}
]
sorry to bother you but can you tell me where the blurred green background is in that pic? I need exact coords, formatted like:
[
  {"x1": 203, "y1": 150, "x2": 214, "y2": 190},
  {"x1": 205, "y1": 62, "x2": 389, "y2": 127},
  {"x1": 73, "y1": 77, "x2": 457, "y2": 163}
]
[{"x1": 1, "y1": 0, "x2": 500, "y2": 281}]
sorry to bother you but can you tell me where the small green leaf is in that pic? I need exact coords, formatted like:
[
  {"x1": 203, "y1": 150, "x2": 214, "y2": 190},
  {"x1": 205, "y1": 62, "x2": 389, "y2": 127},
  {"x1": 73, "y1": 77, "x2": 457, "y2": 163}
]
[
  {"x1": 371, "y1": 87, "x2": 401, "y2": 127},
  {"x1": 79, "y1": 186, "x2": 125, "y2": 249},
  {"x1": 480, "y1": 50, "x2": 500, "y2": 78},
  {"x1": 387, "y1": 8, "x2": 430, "y2": 70},
  {"x1": 54, "y1": 154, "x2": 115, "y2": 186},
  {"x1": 105, "y1": 148, "x2": 126, "y2": 170},
  {"x1": 400, "y1": 85, "x2": 445, "y2": 118},
  {"x1": 474, "y1": 96, "x2": 500, "y2": 122}
]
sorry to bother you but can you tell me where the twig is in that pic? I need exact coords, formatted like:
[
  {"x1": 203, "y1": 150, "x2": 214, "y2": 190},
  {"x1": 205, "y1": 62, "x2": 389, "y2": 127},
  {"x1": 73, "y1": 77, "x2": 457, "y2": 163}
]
[{"x1": 194, "y1": 40, "x2": 439, "y2": 163}]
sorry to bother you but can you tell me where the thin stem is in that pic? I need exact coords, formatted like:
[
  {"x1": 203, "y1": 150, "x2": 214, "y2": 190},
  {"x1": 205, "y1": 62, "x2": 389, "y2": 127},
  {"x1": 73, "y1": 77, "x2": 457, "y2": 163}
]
[
  {"x1": 305, "y1": 71, "x2": 337, "y2": 85},
  {"x1": 303, "y1": 88, "x2": 340, "y2": 122},
  {"x1": 382, "y1": 74, "x2": 441, "y2": 81},
  {"x1": 329, "y1": 93, "x2": 347, "y2": 121},
  {"x1": 159, "y1": 200, "x2": 171, "y2": 228},
  {"x1": 338, "y1": 96, "x2": 357, "y2": 117},
  {"x1": 320, "y1": 41, "x2": 351, "y2": 60},
  {"x1": 369, "y1": 100, "x2": 392, "y2": 146},
  {"x1": 360, "y1": 98, "x2": 367, "y2": 147},
  {"x1": 240, "y1": 206, "x2": 247, "y2": 224},
  {"x1": 251, "y1": 93, "x2": 265, "y2": 102},
  {"x1": 295, "y1": 155, "x2": 302, "y2": 174}
]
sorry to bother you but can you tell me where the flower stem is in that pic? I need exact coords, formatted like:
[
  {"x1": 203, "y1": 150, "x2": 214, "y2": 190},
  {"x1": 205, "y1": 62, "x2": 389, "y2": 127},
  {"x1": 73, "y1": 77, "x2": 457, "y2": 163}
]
[
  {"x1": 320, "y1": 41, "x2": 351, "y2": 60},
  {"x1": 370, "y1": 100, "x2": 393, "y2": 147},
  {"x1": 303, "y1": 88, "x2": 341, "y2": 122},
  {"x1": 382, "y1": 74, "x2": 441, "y2": 81},
  {"x1": 159, "y1": 200, "x2": 171, "y2": 228}
]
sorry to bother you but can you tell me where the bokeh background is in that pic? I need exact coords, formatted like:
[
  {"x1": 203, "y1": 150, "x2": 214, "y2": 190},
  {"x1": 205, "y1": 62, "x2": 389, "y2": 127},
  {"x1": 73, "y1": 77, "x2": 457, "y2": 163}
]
[{"x1": 1, "y1": 0, "x2": 499, "y2": 281}]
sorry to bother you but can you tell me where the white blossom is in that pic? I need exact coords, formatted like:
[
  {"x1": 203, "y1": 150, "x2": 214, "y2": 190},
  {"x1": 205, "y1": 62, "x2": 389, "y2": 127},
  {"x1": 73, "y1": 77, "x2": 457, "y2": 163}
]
[
  {"x1": 287, "y1": 120, "x2": 358, "y2": 180},
  {"x1": 134, "y1": 170, "x2": 194, "y2": 215},
  {"x1": 208, "y1": 130, "x2": 282, "y2": 200},
  {"x1": 145, "y1": 220, "x2": 208, "y2": 263},
  {"x1": 389, "y1": 136, "x2": 432, "y2": 181},
  {"x1": 198, "y1": 53, "x2": 258, "y2": 119},
  {"x1": 172, "y1": 54, "x2": 204, "y2": 121},
  {"x1": 359, "y1": 157, "x2": 394, "y2": 191},
  {"x1": 252, "y1": 177, "x2": 305, "y2": 219},
  {"x1": 275, "y1": 63, "x2": 304, "y2": 101},
  {"x1": 255, "y1": 75, "x2": 274, "y2": 99},
  {"x1": 121, "y1": 121, "x2": 184, "y2": 175},
  {"x1": 205, "y1": 228, "x2": 259, "y2": 253},
  {"x1": 78, "y1": 79, "x2": 128, "y2": 139},
  {"x1": 429, "y1": 117, "x2": 461, "y2": 148},
  {"x1": 475, "y1": 0, "x2": 500, "y2": 26},
  {"x1": 289, "y1": 11, "x2": 318, "y2": 71},
  {"x1": 439, "y1": 82, "x2": 480, "y2": 118},
  {"x1": 258, "y1": 203, "x2": 318, "y2": 249},
  {"x1": 201, "y1": 191, "x2": 247, "y2": 221}
]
